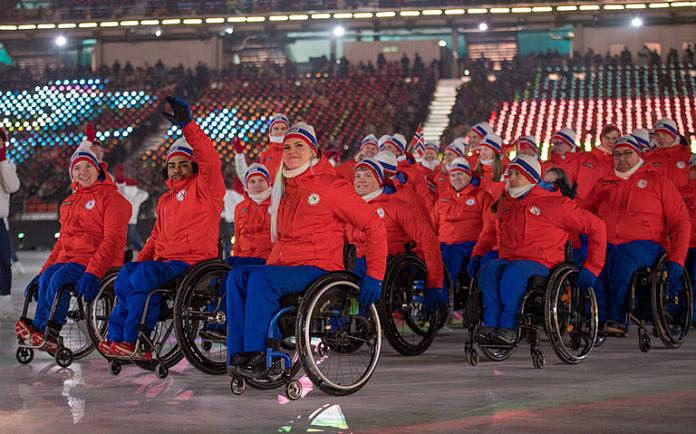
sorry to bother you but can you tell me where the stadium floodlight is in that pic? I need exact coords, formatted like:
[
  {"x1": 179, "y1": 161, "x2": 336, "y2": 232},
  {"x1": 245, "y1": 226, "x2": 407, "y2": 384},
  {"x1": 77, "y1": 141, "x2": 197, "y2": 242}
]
[
  {"x1": 155, "y1": 28, "x2": 162, "y2": 37},
  {"x1": 438, "y1": 40, "x2": 447, "y2": 47},
  {"x1": 225, "y1": 27, "x2": 234, "y2": 34},
  {"x1": 478, "y1": 22, "x2": 489, "y2": 31},
  {"x1": 631, "y1": 17, "x2": 643, "y2": 27},
  {"x1": 333, "y1": 25, "x2": 345, "y2": 37},
  {"x1": 55, "y1": 35, "x2": 67, "y2": 47}
]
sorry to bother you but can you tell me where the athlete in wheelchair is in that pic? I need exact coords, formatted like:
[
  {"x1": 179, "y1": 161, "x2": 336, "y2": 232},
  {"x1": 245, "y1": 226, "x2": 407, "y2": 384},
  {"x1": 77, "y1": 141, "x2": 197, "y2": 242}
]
[
  {"x1": 584, "y1": 135, "x2": 693, "y2": 351},
  {"x1": 348, "y1": 158, "x2": 445, "y2": 356},
  {"x1": 466, "y1": 155, "x2": 606, "y2": 368},
  {"x1": 14, "y1": 144, "x2": 131, "y2": 368},
  {"x1": 172, "y1": 163, "x2": 273, "y2": 375},
  {"x1": 225, "y1": 122, "x2": 387, "y2": 399},
  {"x1": 93, "y1": 97, "x2": 226, "y2": 378}
]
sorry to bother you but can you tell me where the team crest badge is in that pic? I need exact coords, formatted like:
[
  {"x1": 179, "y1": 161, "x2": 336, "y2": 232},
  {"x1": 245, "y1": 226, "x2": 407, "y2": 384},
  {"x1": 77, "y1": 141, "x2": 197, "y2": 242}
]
[
  {"x1": 677, "y1": 161, "x2": 686, "y2": 169},
  {"x1": 176, "y1": 189, "x2": 187, "y2": 202},
  {"x1": 85, "y1": 199, "x2": 95, "y2": 210},
  {"x1": 307, "y1": 193, "x2": 320, "y2": 206},
  {"x1": 376, "y1": 208, "x2": 385, "y2": 218},
  {"x1": 466, "y1": 198, "x2": 475, "y2": 206},
  {"x1": 637, "y1": 179, "x2": 648, "y2": 189},
  {"x1": 529, "y1": 206, "x2": 542, "y2": 216},
  {"x1": 241, "y1": 207, "x2": 249, "y2": 214}
]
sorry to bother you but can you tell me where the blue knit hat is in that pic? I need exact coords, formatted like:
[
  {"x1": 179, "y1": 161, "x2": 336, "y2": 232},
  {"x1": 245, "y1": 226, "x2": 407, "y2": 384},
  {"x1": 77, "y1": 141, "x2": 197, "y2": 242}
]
[
  {"x1": 244, "y1": 163, "x2": 271, "y2": 188},
  {"x1": 508, "y1": 154, "x2": 542, "y2": 184},
  {"x1": 284, "y1": 122, "x2": 318, "y2": 155},
  {"x1": 355, "y1": 158, "x2": 385, "y2": 186}
]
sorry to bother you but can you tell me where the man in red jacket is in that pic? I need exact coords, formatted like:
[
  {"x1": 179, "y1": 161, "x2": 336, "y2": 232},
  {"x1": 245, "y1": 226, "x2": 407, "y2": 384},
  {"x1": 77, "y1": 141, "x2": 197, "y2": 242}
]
[
  {"x1": 16, "y1": 146, "x2": 131, "y2": 350},
  {"x1": 469, "y1": 154, "x2": 606, "y2": 344},
  {"x1": 574, "y1": 124, "x2": 620, "y2": 199},
  {"x1": 335, "y1": 134, "x2": 379, "y2": 183},
  {"x1": 230, "y1": 163, "x2": 273, "y2": 264},
  {"x1": 645, "y1": 118, "x2": 690, "y2": 188},
  {"x1": 679, "y1": 154, "x2": 696, "y2": 326},
  {"x1": 585, "y1": 135, "x2": 691, "y2": 334},
  {"x1": 234, "y1": 113, "x2": 289, "y2": 181},
  {"x1": 380, "y1": 133, "x2": 434, "y2": 209},
  {"x1": 348, "y1": 158, "x2": 445, "y2": 311},
  {"x1": 102, "y1": 96, "x2": 226, "y2": 357}
]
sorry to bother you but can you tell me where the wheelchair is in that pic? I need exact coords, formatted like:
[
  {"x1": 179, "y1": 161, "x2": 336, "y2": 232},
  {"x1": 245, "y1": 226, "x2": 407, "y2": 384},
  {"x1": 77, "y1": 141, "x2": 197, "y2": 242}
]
[
  {"x1": 379, "y1": 253, "x2": 451, "y2": 356},
  {"x1": 87, "y1": 274, "x2": 184, "y2": 379},
  {"x1": 15, "y1": 269, "x2": 118, "y2": 369},
  {"x1": 607, "y1": 253, "x2": 692, "y2": 352},
  {"x1": 173, "y1": 259, "x2": 232, "y2": 375},
  {"x1": 228, "y1": 271, "x2": 382, "y2": 399},
  {"x1": 463, "y1": 256, "x2": 599, "y2": 369}
]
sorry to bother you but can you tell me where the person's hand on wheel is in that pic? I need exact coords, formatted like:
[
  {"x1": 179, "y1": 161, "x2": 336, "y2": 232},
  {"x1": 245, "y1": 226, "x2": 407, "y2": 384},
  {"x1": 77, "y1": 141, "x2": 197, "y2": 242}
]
[{"x1": 359, "y1": 276, "x2": 382, "y2": 306}]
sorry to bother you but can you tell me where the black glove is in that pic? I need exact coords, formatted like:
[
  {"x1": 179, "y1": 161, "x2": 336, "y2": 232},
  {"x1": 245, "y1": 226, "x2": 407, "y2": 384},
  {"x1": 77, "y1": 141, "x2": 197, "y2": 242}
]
[{"x1": 162, "y1": 96, "x2": 192, "y2": 127}]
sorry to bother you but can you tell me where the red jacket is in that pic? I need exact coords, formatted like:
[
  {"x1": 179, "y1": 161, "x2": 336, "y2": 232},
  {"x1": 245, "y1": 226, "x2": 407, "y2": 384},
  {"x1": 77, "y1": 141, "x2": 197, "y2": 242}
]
[
  {"x1": 433, "y1": 184, "x2": 494, "y2": 245},
  {"x1": 679, "y1": 180, "x2": 696, "y2": 248},
  {"x1": 585, "y1": 164, "x2": 692, "y2": 265},
  {"x1": 646, "y1": 145, "x2": 691, "y2": 188},
  {"x1": 391, "y1": 179, "x2": 435, "y2": 229},
  {"x1": 138, "y1": 122, "x2": 225, "y2": 264},
  {"x1": 335, "y1": 159, "x2": 357, "y2": 184},
  {"x1": 574, "y1": 148, "x2": 613, "y2": 199},
  {"x1": 542, "y1": 152, "x2": 579, "y2": 182},
  {"x1": 477, "y1": 164, "x2": 505, "y2": 199},
  {"x1": 259, "y1": 141, "x2": 283, "y2": 180},
  {"x1": 473, "y1": 187, "x2": 606, "y2": 276},
  {"x1": 233, "y1": 195, "x2": 272, "y2": 259},
  {"x1": 42, "y1": 177, "x2": 131, "y2": 278},
  {"x1": 346, "y1": 192, "x2": 443, "y2": 288},
  {"x1": 398, "y1": 160, "x2": 435, "y2": 210},
  {"x1": 268, "y1": 158, "x2": 387, "y2": 280},
  {"x1": 433, "y1": 163, "x2": 450, "y2": 196}
]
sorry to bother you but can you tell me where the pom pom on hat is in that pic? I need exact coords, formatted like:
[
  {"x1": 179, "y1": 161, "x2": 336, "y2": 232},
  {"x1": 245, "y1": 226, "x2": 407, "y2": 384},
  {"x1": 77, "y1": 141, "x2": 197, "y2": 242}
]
[
  {"x1": 376, "y1": 150, "x2": 398, "y2": 176},
  {"x1": 355, "y1": 157, "x2": 385, "y2": 186},
  {"x1": 508, "y1": 154, "x2": 542, "y2": 184},
  {"x1": 284, "y1": 122, "x2": 319, "y2": 155},
  {"x1": 166, "y1": 137, "x2": 194, "y2": 163}
]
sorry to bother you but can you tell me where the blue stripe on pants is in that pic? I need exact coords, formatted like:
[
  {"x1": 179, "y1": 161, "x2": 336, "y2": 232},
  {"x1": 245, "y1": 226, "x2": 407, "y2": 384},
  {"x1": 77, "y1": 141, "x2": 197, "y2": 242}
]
[
  {"x1": 478, "y1": 259, "x2": 549, "y2": 329},
  {"x1": 225, "y1": 265, "x2": 326, "y2": 359},
  {"x1": 32, "y1": 262, "x2": 85, "y2": 331}
]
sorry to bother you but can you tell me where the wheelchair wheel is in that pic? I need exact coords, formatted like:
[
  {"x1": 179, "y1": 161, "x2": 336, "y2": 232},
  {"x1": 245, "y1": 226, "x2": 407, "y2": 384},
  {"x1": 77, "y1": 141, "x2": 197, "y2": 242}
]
[
  {"x1": 651, "y1": 255, "x2": 693, "y2": 349},
  {"x1": 297, "y1": 272, "x2": 381, "y2": 396},
  {"x1": 480, "y1": 345, "x2": 515, "y2": 362},
  {"x1": 544, "y1": 263, "x2": 598, "y2": 364},
  {"x1": 86, "y1": 270, "x2": 118, "y2": 359},
  {"x1": 135, "y1": 293, "x2": 183, "y2": 371},
  {"x1": 380, "y1": 255, "x2": 437, "y2": 356},
  {"x1": 174, "y1": 260, "x2": 231, "y2": 375}
]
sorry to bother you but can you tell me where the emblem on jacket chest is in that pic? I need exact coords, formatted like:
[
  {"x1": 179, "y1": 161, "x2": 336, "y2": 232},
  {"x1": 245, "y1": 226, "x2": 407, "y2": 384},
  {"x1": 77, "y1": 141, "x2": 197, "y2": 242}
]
[
  {"x1": 529, "y1": 205, "x2": 542, "y2": 216},
  {"x1": 466, "y1": 198, "x2": 475, "y2": 206},
  {"x1": 85, "y1": 199, "x2": 96, "y2": 210},
  {"x1": 677, "y1": 161, "x2": 686, "y2": 169},
  {"x1": 637, "y1": 179, "x2": 648, "y2": 189},
  {"x1": 176, "y1": 189, "x2": 187, "y2": 203},
  {"x1": 376, "y1": 207, "x2": 385, "y2": 218},
  {"x1": 307, "y1": 193, "x2": 320, "y2": 206}
]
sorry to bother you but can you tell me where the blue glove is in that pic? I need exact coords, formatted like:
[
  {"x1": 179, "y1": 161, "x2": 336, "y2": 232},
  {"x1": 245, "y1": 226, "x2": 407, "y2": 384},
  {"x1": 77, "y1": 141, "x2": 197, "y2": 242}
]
[
  {"x1": 575, "y1": 267, "x2": 597, "y2": 289},
  {"x1": 467, "y1": 255, "x2": 482, "y2": 279},
  {"x1": 75, "y1": 273, "x2": 100, "y2": 301},
  {"x1": 359, "y1": 276, "x2": 382, "y2": 306},
  {"x1": 471, "y1": 176, "x2": 481, "y2": 187},
  {"x1": 539, "y1": 180, "x2": 555, "y2": 192},
  {"x1": 162, "y1": 96, "x2": 192, "y2": 127},
  {"x1": 24, "y1": 275, "x2": 40, "y2": 301},
  {"x1": 666, "y1": 261, "x2": 684, "y2": 288},
  {"x1": 424, "y1": 287, "x2": 447, "y2": 313}
]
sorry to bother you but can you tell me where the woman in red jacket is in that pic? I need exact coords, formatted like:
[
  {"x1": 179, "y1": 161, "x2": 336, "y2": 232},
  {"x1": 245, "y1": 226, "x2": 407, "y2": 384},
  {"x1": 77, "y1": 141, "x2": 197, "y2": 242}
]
[
  {"x1": 574, "y1": 124, "x2": 620, "y2": 199},
  {"x1": 432, "y1": 158, "x2": 493, "y2": 286},
  {"x1": 15, "y1": 147, "x2": 131, "y2": 351},
  {"x1": 468, "y1": 154, "x2": 606, "y2": 345},
  {"x1": 474, "y1": 132, "x2": 505, "y2": 199},
  {"x1": 646, "y1": 118, "x2": 690, "y2": 188},
  {"x1": 101, "y1": 97, "x2": 226, "y2": 357},
  {"x1": 234, "y1": 113, "x2": 290, "y2": 181},
  {"x1": 225, "y1": 122, "x2": 388, "y2": 377},
  {"x1": 348, "y1": 158, "x2": 445, "y2": 311}
]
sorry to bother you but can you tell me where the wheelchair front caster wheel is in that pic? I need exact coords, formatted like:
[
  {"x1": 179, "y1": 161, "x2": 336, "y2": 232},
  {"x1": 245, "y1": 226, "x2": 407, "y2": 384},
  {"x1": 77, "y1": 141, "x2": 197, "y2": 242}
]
[
  {"x1": 202, "y1": 340, "x2": 212, "y2": 351},
  {"x1": 531, "y1": 350, "x2": 545, "y2": 369},
  {"x1": 286, "y1": 379, "x2": 303, "y2": 401},
  {"x1": 155, "y1": 363, "x2": 169, "y2": 379},
  {"x1": 109, "y1": 360, "x2": 121, "y2": 375},
  {"x1": 16, "y1": 347, "x2": 34, "y2": 364},
  {"x1": 55, "y1": 347, "x2": 74, "y2": 368},
  {"x1": 317, "y1": 342, "x2": 328, "y2": 358},
  {"x1": 594, "y1": 334, "x2": 607, "y2": 347},
  {"x1": 639, "y1": 333, "x2": 651, "y2": 353},
  {"x1": 466, "y1": 349, "x2": 479, "y2": 366},
  {"x1": 230, "y1": 377, "x2": 246, "y2": 395}
]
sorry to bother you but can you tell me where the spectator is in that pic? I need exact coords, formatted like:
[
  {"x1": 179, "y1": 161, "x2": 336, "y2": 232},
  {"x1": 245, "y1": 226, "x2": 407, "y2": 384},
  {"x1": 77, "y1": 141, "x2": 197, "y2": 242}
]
[{"x1": 0, "y1": 127, "x2": 21, "y2": 318}]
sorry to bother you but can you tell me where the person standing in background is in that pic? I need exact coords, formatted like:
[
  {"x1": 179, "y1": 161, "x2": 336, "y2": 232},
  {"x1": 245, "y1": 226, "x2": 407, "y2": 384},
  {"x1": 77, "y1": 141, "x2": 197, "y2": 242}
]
[
  {"x1": 0, "y1": 127, "x2": 21, "y2": 318},
  {"x1": 222, "y1": 177, "x2": 245, "y2": 258}
]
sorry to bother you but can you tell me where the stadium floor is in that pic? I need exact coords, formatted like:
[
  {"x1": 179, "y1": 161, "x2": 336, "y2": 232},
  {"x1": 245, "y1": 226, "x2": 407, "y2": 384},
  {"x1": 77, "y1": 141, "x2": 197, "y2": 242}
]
[{"x1": 1, "y1": 252, "x2": 695, "y2": 434}]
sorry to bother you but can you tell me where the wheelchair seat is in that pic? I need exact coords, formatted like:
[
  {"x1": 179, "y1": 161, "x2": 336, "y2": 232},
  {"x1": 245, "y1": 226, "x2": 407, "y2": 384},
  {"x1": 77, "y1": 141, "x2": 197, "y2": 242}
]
[{"x1": 280, "y1": 293, "x2": 302, "y2": 307}]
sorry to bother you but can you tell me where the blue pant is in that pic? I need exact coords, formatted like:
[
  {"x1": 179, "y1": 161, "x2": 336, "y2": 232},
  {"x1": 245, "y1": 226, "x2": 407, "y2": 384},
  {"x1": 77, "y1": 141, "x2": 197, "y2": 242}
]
[
  {"x1": 478, "y1": 259, "x2": 549, "y2": 329},
  {"x1": 108, "y1": 260, "x2": 189, "y2": 343},
  {"x1": 684, "y1": 248, "x2": 696, "y2": 324},
  {"x1": 0, "y1": 219, "x2": 11, "y2": 296},
  {"x1": 441, "y1": 241, "x2": 475, "y2": 286},
  {"x1": 33, "y1": 262, "x2": 86, "y2": 331},
  {"x1": 594, "y1": 240, "x2": 664, "y2": 323},
  {"x1": 225, "y1": 265, "x2": 326, "y2": 358}
]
